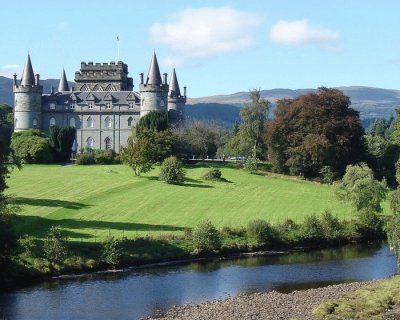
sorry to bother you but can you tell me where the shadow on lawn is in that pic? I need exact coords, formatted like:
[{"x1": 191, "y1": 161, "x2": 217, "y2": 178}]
[
  {"x1": 15, "y1": 197, "x2": 90, "y2": 210},
  {"x1": 144, "y1": 176, "x2": 214, "y2": 188},
  {"x1": 17, "y1": 215, "x2": 185, "y2": 239}
]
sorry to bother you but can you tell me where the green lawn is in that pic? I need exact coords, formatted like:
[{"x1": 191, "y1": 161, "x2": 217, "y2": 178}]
[{"x1": 6, "y1": 163, "x2": 384, "y2": 242}]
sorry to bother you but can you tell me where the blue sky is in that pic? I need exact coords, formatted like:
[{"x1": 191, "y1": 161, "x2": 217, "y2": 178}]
[{"x1": 0, "y1": 1, "x2": 399, "y2": 97}]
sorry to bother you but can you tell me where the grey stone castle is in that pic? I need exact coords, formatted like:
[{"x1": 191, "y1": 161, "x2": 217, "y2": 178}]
[{"x1": 13, "y1": 53, "x2": 187, "y2": 152}]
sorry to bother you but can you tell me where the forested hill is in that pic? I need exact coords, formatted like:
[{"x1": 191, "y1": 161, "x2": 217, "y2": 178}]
[{"x1": 1, "y1": 75, "x2": 400, "y2": 127}]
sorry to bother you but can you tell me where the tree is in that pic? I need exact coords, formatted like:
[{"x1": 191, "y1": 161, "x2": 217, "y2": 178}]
[
  {"x1": 43, "y1": 226, "x2": 68, "y2": 264},
  {"x1": 192, "y1": 220, "x2": 221, "y2": 253},
  {"x1": 49, "y1": 125, "x2": 76, "y2": 162},
  {"x1": 11, "y1": 129, "x2": 53, "y2": 163},
  {"x1": 334, "y1": 163, "x2": 387, "y2": 213},
  {"x1": 227, "y1": 90, "x2": 270, "y2": 159},
  {"x1": 0, "y1": 104, "x2": 13, "y2": 156},
  {"x1": 135, "y1": 111, "x2": 168, "y2": 134},
  {"x1": 185, "y1": 121, "x2": 221, "y2": 159},
  {"x1": 266, "y1": 87, "x2": 365, "y2": 178},
  {"x1": 159, "y1": 156, "x2": 185, "y2": 184},
  {"x1": 120, "y1": 135, "x2": 155, "y2": 176}
]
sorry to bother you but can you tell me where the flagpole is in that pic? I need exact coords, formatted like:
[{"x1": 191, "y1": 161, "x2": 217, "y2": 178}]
[{"x1": 116, "y1": 35, "x2": 120, "y2": 62}]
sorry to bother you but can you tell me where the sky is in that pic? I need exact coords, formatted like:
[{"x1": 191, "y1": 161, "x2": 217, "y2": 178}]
[{"x1": 0, "y1": 1, "x2": 399, "y2": 97}]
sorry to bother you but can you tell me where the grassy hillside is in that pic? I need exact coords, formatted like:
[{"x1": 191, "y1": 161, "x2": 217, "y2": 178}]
[{"x1": 6, "y1": 163, "x2": 381, "y2": 242}]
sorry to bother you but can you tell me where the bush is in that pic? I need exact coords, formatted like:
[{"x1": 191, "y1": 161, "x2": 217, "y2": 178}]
[
  {"x1": 159, "y1": 156, "x2": 185, "y2": 184},
  {"x1": 192, "y1": 220, "x2": 221, "y2": 253},
  {"x1": 18, "y1": 235, "x2": 37, "y2": 257},
  {"x1": 203, "y1": 168, "x2": 222, "y2": 181},
  {"x1": 247, "y1": 219, "x2": 277, "y2": 245},
  {"x1": 76, "y1": 152, "x2": 95, "y2": 165},
  {"x1": 357, "y1": 210, "x2": 384, "y2": 240},
  {"x1": 101, "y1": 236, "x2": 122, "y2": 266},
  {"x1": 94, "y1": 149, "x2": 116, "y2": 164},
  {"x1": 221, "y1": 225, "x2": 247, "y2": 237},
  {"x1": 11, "y1": 129, "x2": 53, "y2": 163},
  {"x1": 320, "y1": 210, "x2": 343, "y2": 240},
  {"x1": 43, "y1": 226, "x2": 68, "y2": 264},
  {"x1": 301, "y1": 214, "x2": 324, "y2": 241},
  {"x1": 244, "y1": 155, "x2": 258, "y2": 173}
]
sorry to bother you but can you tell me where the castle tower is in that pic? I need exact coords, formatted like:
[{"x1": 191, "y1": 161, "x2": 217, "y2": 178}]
[
  {"x1": 139, "y1": 52, "x2": 168, "y2": 117},
  {"x1": 58, "y1": 69, "x2": 69, "y2": 92},
  {"x1": 168, "y1": 67, "x2": 186, "y2": 126},
  {"x1": 13, "y1": 54, "x2": 43, "y2": 132}
]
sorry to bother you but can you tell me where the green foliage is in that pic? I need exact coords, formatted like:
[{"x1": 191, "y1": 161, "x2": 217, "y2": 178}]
[
  {"x1": 334, "y1": 163, "x2": 387, "y2": 213},
  {"x1": 356, "y1": 210, "x2": 384, "y2": 240},
  {"x1": 18, "y1": 235, "x2": 37, "y2": 257},
  {"x1": 226, "y1": 90, "x2": 270, "y2": 159},
  {"x1": 76, "y1": 152, "x2": 95, "y2": 165},
  {"x1": 136, "y1": 111, "x2": 168, "y2": 134},
  {"x1": 386, "y1": 214, "x2": 400, "y2": 268},
  {"x1": 120, "y1": 135, "x2": 155, "y2": 176},
  {"x1": 244, "y1": 155, "x2": 258, "y2": 173},
  {"x1": 301, "y1": 214, "x2": 324, "y2": 240},
  {"x1": 320, "y1": 210, "x2": 343, "y2": 240},
  {"x1": 184, "y1": 121, "x2": 221, "y2": 159},
  {"x1": 390, "y1": 188, "x2": 400, "y2": 214},
  {"x1": 202, "y1": 168, "x2": 222, "y2": 181},
  {"x1": 320, "y1": 166, "x2": 336, "y2": 184},
  {"x1": 0, "y1": 104, "x2": 13, "y2": 156},
  {"x1": 101, "y1": 236, "x2": 122, "y2": 266},
  {"x1": 49, "y1": 125, "x2": 76, "y2": 162},
  {"x1": 11, "y1": 129, "x2": 53, "y2": 163},
  {"x1": 0, "y1": 206, "x2": 17, "y2": 264},
  {"x1": 247, "y1": 219, "x2": 277, "y2": 245},
  {"x1": 266, "y1": 87, "x2": 365, "y2": 178},
  {"x1": 94, "y1": 149, "x2": 116, "y2": 164},
  {"x1": 159, "y1": 156, "x2": 185, "y2": 184},
  {"x1": 192, "y1": 220, "x2": 222, "y2": 253},
  {"x1": 43, "y1": 226, "x2": 68, "y2": 264}
]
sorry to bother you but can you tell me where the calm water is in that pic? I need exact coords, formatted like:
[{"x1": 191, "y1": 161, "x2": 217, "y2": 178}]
[{"x1": 0, "y1": 243, "x2": 397, "y2": 320}]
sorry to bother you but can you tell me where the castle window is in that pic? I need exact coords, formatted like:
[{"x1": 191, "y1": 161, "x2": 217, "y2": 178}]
[
  {"x1": 69, "y1": 117, "x2": 76, "y2": 128},
  {"x1": 87, "y1": 116, "x2": 94, "y2": 128},
  {"x1": 32, "y1": 118, "x2": 38, "y2": 127},
  {"x1": 88, "y1": 103, "x2": 93, "y2": 109},
  {"x1": 104, "y1": 137, "x2": 112, "y2": 150},
  {"x1": 160, "y1": 100, "x2": 165, "y2": 107},
  {"x1": 129, "y1": 103, "x2": 134, "y2": 109},
  {"x1": 50, "y1": 117, "x2": 56, "y2": 126},
  {"x1": 87, "y1": 137, "x2": 94, "y2": 149},
  {"x1": 81, "y1": 85, "x2": 90, "y2": 92},
  {"x1": 128, "y1": 117, "x2": 133, "y2": 127},
  {"x1": 49, "y1": 103, "x2": 56, "y2": 110},
  {"x1": 70, "y1": 103, "x2": 75, "y2": 110},
  {"x1": 105, "y1": 116, "x2": 112, "y2": 128},
  {"x1": 106, "y1": 103, "x2": 111, "y2": 109}
]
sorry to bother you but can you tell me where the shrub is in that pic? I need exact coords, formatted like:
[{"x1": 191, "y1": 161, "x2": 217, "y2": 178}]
[
  {"x1": 320, "y1": 210, "x2": 343, "y2": 240},
  {"x1": 94, "y1": 149, "x2": 116, "y2": 164},
  {"x1": 203, "y1": 168, "x2": 222, "y2": 181},
  {"x1": 76, "y1": 152, "x2": 95, "y2": 165},
  {"x1": 11, "y1": 129, "x2": 53, "y2": 163},
  {"x1": 192, "y1": 220, "x2": 221, "y2": 253},
  {"x1": 301, "y1": 214, "x2": 324, "y2": 241},
  {"x1": 101, "y1": 236, "x2": 122, "y2": 266},
  {"x1": 244, "y1": 155, "x2": 258, "y2": 173},
  {"x1": 221, "y1": 226, "x2": 247, "y2": 237},
  {"x1": 159, "y1": 156, "x2": 185, "y2": 184},
  {"x1": 18, "y1": 235, "x2": 37, "y2": 257},
  {"x1": 43, "y1": 226, "x2": 68, "y2": 264},
  {"x1": 247, "y1": 219, "x2": 277, "y2": 245},
  {"x1": 357, "y1": 210, "x2": 385, "y2": 240}
]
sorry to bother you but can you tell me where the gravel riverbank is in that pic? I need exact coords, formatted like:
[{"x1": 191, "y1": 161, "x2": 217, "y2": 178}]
[{"x1": 149, "y1": 280, "x2": 397, "y2": 320}]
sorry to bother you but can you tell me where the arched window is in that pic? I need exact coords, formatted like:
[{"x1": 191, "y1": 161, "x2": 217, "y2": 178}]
[
  {"x1": 69, "y1": 117, "x2": 76, "y2": 128},
  {"x1": 49, "y1": 117, "x2": 56, "y2": 126},
  {"x1": 32, "y1": 118, "x2": 38, "y2": 127},
  {"x1": 160, "y1": 100, "x2": 165, "y2": 107},
  {"x1": 128, "y1": 117, "x2": 133, "y2": 127},
  {"x1": 87, "y1": 116, "x2": 94, "y2": 128},
  {"x1": 86, "y1": 137, "x2": 94, "y2": 149},
  {"x1": 104, "y1": 137, "x2": 112, "y2": 150},
  {"x1": 104, "y1": 116, "x2": 112, "y2": 128}
]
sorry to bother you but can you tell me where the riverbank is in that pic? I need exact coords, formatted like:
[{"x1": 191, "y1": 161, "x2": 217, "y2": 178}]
[{"x1": 150, "y1": 277, "x2": 400, "y2": 320}]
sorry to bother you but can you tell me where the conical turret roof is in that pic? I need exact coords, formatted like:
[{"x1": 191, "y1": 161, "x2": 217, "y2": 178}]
[
  {"x1": 169, "y1": 68, "x2": 181, "y2": 97},
  {"x1": 58, "y1": 69, "x2": 69, "y2": 92},
  {"x1": 146, "y1": 52, "x2": 162, "y2": 85},
  {"x1": 20, "y1": 53, "x2": 35, "y2": 86}
]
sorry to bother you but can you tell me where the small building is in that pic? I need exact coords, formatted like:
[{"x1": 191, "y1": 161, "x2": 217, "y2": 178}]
[{"x1": 13, "y1": 53, "x2": 187, "y2": 152}]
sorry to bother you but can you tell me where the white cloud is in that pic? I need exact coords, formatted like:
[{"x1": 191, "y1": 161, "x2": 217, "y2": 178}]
[
  {"x1": 0, "y1": 64, "x2": 20, "y2": 78},
  {"x1": 270, "y1": 20, "x2": 340, "y2": 49},
  {"x1": 149, "y1": 7, "x2": 262, "y2": 61}
]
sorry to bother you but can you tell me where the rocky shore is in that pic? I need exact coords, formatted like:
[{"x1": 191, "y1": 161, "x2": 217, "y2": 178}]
[{"x1": 149, "y1": 280, "x2": 398, "y2": 320}]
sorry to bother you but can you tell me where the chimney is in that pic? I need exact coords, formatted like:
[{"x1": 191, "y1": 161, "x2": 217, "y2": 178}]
[
  {"x1": 13, "y1": 73, "x2": 17, "y2": 86},
  {"x1": 140, "y1": 73, "x2": 144, "y2": 84},
  {"x1": 35, "y1": 74, "x2": 40, "y2": 86},
  {"x1": 163, "y1": 73, "x2": 167, "y2": 85},
  {"x1": 184, "y1": 86, "x2": 187, "y2": 97}
]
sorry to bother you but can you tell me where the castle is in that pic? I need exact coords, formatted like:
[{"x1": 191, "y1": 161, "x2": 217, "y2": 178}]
[{"x1": 13, "y1": 53, "x2": 187, "y2": 152}]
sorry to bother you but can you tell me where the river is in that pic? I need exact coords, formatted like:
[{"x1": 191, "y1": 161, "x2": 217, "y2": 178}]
[{"x1": 0, "y1": 243, "x2": 397, "y2": 320}]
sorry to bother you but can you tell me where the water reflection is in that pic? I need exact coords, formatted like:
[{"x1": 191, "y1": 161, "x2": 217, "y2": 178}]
[{"x1": 0, "y1": 243, "x2": 396, "y2": 320}]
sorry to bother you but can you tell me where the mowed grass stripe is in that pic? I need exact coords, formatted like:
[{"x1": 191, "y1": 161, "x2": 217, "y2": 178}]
[{"x1": 6, "y1": 164, "x2": 363, "y2": 241}]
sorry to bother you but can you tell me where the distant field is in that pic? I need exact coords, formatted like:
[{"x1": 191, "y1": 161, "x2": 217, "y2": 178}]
[{"x1": 6, "y1": 163, "x2": 384, "y2": 242}]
